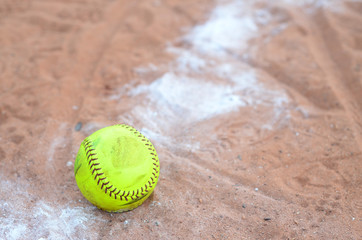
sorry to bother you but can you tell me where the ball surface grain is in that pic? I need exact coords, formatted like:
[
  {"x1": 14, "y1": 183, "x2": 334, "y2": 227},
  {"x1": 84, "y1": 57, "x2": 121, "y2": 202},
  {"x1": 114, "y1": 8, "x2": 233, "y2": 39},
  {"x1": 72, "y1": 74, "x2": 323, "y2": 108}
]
[{"x1": 74, "y1": 124, "x2": 160, "y2": 212}]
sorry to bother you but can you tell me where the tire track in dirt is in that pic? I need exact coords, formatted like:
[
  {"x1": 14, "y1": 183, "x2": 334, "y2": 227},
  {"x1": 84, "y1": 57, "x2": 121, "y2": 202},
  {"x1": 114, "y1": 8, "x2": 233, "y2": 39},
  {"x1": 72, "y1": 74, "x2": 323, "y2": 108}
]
[
  {"x1": 36, "y1": 0, "x2": 142, "y2": 199},
  {"x1": 0, "y1": 1, "x2": 147, "y2": 237},
  {"x1": 291, "y1": 7, "x2": 362, "y2": 152},
  {"x1": 315, "y1": 9, "x2": 362, "y2": 151}
]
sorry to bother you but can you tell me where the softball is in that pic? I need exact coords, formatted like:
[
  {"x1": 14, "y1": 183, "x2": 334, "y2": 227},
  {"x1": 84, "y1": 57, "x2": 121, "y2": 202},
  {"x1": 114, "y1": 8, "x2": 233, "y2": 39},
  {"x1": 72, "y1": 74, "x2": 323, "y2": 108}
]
[{"x1": 74, "y1": 124, "x2": 160, "y2": 212}]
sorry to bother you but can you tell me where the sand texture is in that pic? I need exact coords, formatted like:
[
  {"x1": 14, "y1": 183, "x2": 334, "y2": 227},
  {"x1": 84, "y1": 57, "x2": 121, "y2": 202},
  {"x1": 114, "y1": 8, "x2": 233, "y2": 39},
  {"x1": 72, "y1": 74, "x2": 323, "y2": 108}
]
[{"x1": 0, "y1": 0, "x2": 361, "y2": 239}]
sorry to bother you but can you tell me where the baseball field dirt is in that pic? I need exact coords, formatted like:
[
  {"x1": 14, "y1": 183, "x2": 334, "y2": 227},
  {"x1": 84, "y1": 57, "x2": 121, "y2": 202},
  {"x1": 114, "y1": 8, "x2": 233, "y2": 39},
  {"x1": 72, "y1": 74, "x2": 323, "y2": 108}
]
[{"x1": 0, "y1": 0, "x2": 361, "y2": 239}]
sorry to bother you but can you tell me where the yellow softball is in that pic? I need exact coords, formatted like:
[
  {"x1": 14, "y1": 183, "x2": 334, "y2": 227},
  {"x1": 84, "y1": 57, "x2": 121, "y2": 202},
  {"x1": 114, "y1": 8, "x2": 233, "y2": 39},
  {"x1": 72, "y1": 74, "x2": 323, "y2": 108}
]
[{"x1": 74, "y1": 124, "x2": 160, "y2": 212}]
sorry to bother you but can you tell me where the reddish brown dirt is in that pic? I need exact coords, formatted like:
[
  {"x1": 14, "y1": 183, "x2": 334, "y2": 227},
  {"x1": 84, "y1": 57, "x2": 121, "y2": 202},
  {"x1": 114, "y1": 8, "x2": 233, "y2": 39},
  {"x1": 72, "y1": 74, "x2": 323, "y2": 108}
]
[{"x1": 0, "y1": 0, "x2": 361, "y2": 239}]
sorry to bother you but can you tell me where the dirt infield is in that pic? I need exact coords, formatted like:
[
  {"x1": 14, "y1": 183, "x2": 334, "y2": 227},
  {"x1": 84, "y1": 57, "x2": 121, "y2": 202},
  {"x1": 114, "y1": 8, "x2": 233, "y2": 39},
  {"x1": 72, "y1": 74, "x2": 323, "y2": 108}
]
[{"x1": 0, "y1": 0, "x2": 361, "y2": 239}]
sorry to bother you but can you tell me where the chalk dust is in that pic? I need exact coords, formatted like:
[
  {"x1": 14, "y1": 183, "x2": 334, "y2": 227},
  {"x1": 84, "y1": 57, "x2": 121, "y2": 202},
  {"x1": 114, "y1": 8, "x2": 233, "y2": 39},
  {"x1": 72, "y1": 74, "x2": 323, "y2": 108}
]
[{"x1": 0, "y1": 0, "x2": 361, "y2": 239}]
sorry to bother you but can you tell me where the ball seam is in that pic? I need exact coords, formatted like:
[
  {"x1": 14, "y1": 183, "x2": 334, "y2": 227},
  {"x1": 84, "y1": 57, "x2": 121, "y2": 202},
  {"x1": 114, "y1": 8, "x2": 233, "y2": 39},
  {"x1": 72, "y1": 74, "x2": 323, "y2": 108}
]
[{"x1": 83, "y1": 124, "x2": 159, "y2": 202}]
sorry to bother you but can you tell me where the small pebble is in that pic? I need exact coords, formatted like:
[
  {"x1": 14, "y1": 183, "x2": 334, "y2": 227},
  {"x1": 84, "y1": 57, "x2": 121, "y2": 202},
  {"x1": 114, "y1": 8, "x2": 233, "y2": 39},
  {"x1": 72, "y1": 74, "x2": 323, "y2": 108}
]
[
  {"x1": 75, "y1": 122, "x2": 82, "y2": 131},
  {"x1": 355, "y1": 64, "x2": 360, "y2": 72},
  {"x1": 264, "y1": 217, "x2": 271, "y2": 221},
  {"x1": 242, "y1": 204, "x2": 246, "y2": 208},
  {"x1": 155, "y1": 221, "x2": 160, "y2": 226},
  {"x1": 255, "y1": 188, "x2": 259, "y2": 191}
]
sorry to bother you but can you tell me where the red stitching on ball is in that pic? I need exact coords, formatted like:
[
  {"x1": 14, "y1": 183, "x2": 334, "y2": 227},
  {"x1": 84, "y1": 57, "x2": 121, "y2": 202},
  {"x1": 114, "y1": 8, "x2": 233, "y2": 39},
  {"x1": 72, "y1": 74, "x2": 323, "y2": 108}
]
[
  {"x1": 104, "y1": 184, "x2": 112, "y2": 193},
  {"x1": 94, "y1": 172, "x2": 104, "y2": 180},
  {"x1": 92, "y1": 168, "x2": 101, "y2": 175},
  {"x1": 90, "y1": 163, "x2": 100, "y2": 169},
  {"x1": 109, "y1": 188, "x2": 116, "y2": 197}
]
